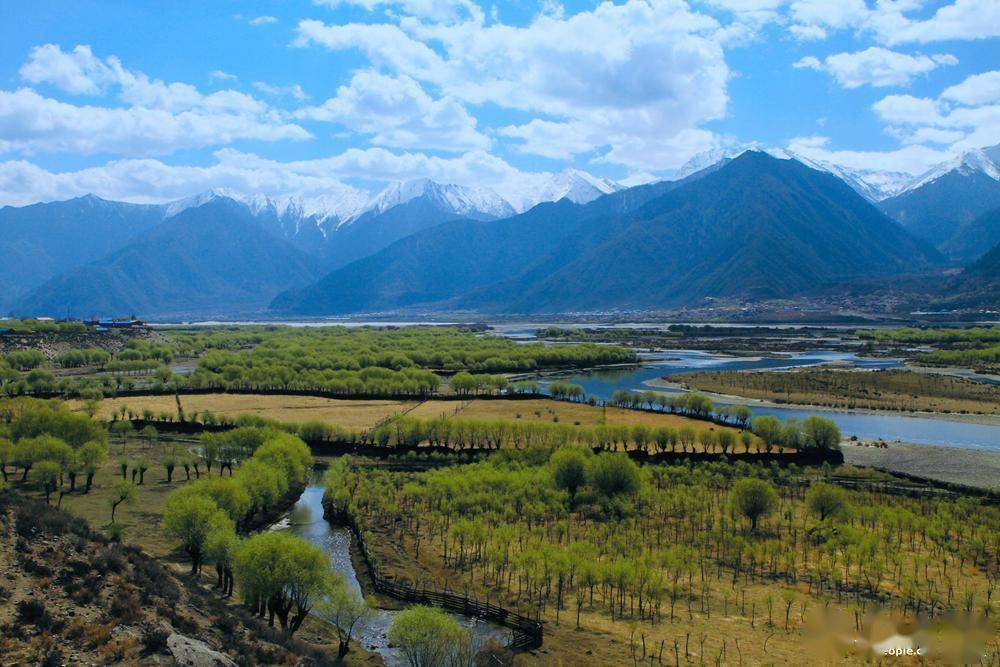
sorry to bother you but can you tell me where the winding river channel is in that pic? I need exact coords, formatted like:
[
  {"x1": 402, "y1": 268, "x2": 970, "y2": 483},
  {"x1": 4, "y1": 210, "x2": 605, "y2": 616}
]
[
  {"x1": 536, "y1": 349, "x2": 1000, "y2": 452},
  {"x1": 271, "y1": 480, "x2": 508, "y2": 666}
]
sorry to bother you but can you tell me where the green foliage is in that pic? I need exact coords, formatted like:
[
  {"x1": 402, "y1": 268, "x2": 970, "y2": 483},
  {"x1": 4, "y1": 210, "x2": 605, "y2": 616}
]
[
  {"x1": 233, "y1": 531, "x2": 335, "y2": 635},
  {"x1": 730, "y1": 477, "x2": 778, "y2": 532},
  {"x1": 30, "y1": 460, "x2": 62, "y2": 504},
  {"x1": 4, "y1": 350, "x2": 46, "y2": 371},
  {"x1": 387, "y1": 605, "x2": 470, "y2": 667},
  {"x1": 168, "y1": 325, "x2": 634, "y2": 397},
  {"x1": 589, "y1": 453, "x2": 642, "y2": 499},
  {"x1": 54, "y1": 348, "x2": 111, "y2": 368},
  {"x1": 8, "y1": 402, "x2": 107, "y2": 446},
  {"x1": 805, "y1": 482, "x2": 848, "y2": 521},
  {"x1": 550, "y1": 446, "x2": 590, "y2": 500},
  {"x1": 163, "y1": 493, "x2": 233, "y2": 574},
  {"x1": 802, "y1": 416, "x2": 840, "y2": 450}
]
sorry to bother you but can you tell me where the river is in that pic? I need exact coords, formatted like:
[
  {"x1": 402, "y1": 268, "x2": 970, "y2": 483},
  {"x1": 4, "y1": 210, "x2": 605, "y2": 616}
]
[
  {"x1": 271, "y1": 480, "x2": 508, "y2": 666},
  {"x1": 536, "y1": 349, "x2": 1000, "y2": 452}
]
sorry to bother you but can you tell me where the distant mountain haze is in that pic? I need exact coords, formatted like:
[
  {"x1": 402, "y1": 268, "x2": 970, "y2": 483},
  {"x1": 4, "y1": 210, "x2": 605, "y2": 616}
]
[
  {"x1": 0, "y1": 195, "x2": 165, "y2": 308},
  {"x1": 14, "y1": 200, "x2": 320, "y2": 318}
]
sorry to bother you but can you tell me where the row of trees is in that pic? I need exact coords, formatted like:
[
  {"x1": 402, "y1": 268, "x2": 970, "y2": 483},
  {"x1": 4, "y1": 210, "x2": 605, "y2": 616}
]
[{"x1": 610, "y1": 390, "x2": 753, "y2": 427}]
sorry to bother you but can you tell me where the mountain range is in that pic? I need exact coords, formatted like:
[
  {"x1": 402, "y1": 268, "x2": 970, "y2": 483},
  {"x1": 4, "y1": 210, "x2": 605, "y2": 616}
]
[
  {"x1": 272, "y1": 152, "x2": 941, "y2": 315},
  {"x1": 2, "y1": 147, "x2": 998, "y2": 318}
]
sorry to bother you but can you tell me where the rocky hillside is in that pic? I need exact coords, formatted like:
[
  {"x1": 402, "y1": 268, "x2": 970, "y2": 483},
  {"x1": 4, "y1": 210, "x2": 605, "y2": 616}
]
[{"x1": 0, "y1": 490, "x2": 340, "y2": 665}]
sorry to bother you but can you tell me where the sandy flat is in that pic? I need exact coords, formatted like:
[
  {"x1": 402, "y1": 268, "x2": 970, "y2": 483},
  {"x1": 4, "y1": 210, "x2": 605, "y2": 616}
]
[{"x1": 842, "y1": 442, "x2": 1000, "y2": 491}]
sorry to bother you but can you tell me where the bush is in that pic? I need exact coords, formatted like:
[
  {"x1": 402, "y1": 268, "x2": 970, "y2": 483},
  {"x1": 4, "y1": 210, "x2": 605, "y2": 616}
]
[{"x1": 16, "y1": 599, "x2": 55, "y2": 629}]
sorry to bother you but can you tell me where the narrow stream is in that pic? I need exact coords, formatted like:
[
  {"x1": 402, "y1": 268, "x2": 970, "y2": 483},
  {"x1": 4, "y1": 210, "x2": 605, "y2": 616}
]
[{"x1": 271, "y1": 480, "x2": 509, "y2": 666}]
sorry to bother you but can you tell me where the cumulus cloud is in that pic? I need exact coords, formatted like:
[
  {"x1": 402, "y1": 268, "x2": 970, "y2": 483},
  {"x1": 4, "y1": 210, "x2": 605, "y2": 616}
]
[
  {"x1": 794, "y1": 47, "x2": 957, "y2": 88},
  {"x1": 295, "y1": 0, "x2": 729, "y2": 170},
  {"x1": 248, "y1": 15, "x2": 278, "y2": 25},
  {"x1": 872, "y1": 70, "x2": 1000, "y2": 152},
  {"x1": 941, "y1": 70, "x2": 1000, "y2": 106},
  {"x1": 19, "y1": 44, "x2": 119, "y2": 95},
  {"x1": 296, "y1": 70, "x2": 488, "y2": 151},
  {"x1": 0, "y1": 88, "x2": 309, "y2": 156},
  {"x1": 2, "y1": 45, "x2": 309, "y2": 156}
]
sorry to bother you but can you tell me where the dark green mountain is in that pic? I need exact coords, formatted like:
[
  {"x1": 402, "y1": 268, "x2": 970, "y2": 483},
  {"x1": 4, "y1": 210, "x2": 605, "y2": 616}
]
[
  {"x1": 0, "y1": 195, "x2": 164, "y2": 308},
  {"x1": 934, "y1": 241, "x2": 1000, "y2": 309},
  {"x1": 940, "y1": 207, "x2": 1000, "y2": 263},
  {"x1": 273, "y1": 152, "x2": 940, "y2": 315},
  {"x1": 16, "y1": 199, "x2": 319, "y2": 318},
  {"x1": 880, "y1": 170, "x2": 1000, "y2": 247}
]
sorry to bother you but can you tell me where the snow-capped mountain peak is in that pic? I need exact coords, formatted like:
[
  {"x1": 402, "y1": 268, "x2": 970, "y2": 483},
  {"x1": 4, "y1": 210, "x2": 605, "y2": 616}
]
[
  {"x1": 508, "y1": 168, "x2": 622, "y2": 212},
  {"x1": 355, "y1": 179, "x2": 515, "y2": 223},
  {"x1": 675, "y1": 146, "x2": 913, "y2": 202},
  {"x1": 902, "y1": 148, "x2": 1000, "y2": 194}
]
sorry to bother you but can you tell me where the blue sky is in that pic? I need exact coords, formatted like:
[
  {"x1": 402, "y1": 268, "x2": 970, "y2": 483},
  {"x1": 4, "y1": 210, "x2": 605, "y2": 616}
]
[{"x1": 1, "y1": 0, "x2": 998, "y2": 206}]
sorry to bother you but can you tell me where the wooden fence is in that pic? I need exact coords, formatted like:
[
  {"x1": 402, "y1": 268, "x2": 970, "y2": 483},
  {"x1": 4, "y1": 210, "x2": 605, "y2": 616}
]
[{"x1": 323, "y1": 504, "x2": 544, "y2": 651}]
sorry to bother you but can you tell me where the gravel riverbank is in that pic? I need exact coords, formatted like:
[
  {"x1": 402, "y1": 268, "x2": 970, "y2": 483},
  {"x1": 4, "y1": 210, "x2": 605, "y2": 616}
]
[{"x1": 842, "y1": 442, "x2": 1000, "y2": 491}]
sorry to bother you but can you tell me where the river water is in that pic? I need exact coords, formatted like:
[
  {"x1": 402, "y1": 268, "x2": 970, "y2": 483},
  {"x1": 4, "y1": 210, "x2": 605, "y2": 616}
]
[
  {"x1": 272, "y1": 481, "x2": 509, "y2": 666},
  {"x1": 537, "y1": 349, "x2": 1000, "y2": 452}
]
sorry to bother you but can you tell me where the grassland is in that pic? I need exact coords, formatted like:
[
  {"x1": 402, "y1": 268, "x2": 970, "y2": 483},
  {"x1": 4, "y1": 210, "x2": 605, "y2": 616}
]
[{"x1": 674, "y1": 368, "x2": 1000, "y2": 415}]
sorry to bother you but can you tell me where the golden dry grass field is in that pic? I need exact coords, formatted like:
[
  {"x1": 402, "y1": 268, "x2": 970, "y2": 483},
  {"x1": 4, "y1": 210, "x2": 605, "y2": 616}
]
[{"x1": 81, "y1": 394, "x2": 740, "y2": 435}]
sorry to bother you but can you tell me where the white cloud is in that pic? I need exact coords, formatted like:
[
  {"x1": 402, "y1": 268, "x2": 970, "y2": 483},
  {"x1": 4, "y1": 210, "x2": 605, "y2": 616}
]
[
  {"x1": 0, "y1": 147, "x2": 552, "y2": 207},
  {"x1": 872, "y1": 79, "x2": 1000, "y2": 153},
  {"x1": 0, "y1": 88, "x2": 309, "y2": 156},
  {"x1": 3, "y1": 45, "x2": 309, "y2": 156},
  {"x1": 19, "y1": 44, "x2": 119, "y2": 95},
  {"x1": 794, "y1": 47, "x2": 957, "y2": 88},
  {"x1": 942, "y1": 71, "x2": 1000, "y2": 106},
  {"x1": 876, "y1": 0, "x2": 1000, "y2": 45},
  {"x1": 249, "y1": 15, "x2": 278, "y2": 25},
  {"x1": 787, "y1": 135, "x2": 950, "y2": 174},
  {"x1": 209, "y1": 70, "x2": 238, "y2": 82},
  {"x1": 252, "y1": 81, "x2": 310, "y2": 101},
  {"x1": 296, "y1": 70, "x2": 488, "y2": 151},
  {"x1": 295, "y1": 0, "x2": 729, "y2": 170}
]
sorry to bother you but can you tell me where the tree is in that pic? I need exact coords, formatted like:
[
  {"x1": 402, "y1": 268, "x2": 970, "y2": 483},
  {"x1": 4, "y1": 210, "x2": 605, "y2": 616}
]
[
  {"x1": 109, "y1": 479, "x2": 137, "y2": 524},
  {"x1": 802, "y1": 416, "x2": 841, "y2": 450},
  {"x1": 590, "y1": 453, "x2": 642, "y2": 499},
  {"x1": 31, "y1": 460, "x2": 62, "y2": 505},
  {"x1": 387, "y1": 605, "x2": 470, "y2": 667},
  {"x1": 752, "y1": 416, "x2": 782, "y2": 453},
  {"x1": 140, "y1": 425, "x2": 158, "y2": 448},
  {"x1": 110, "y1": 420, "x2": 132, "y2": 451},
  {"x1": 205, "y1": 523, "x2": 239, "y2": 596},
  {"x1": 233, "y1": 531, "x2": 335, "y2": 634},
  {"x1": 163, "y1": 493, "x2": 232, "y2": 574},
  {"x1": 731, "y1": 477, "x2": 778, "y2": 533},
  {"x1": 322, "y1": 577, "x2": 374, "y2": 658},
  {"x1": 717, "y1": 429, "x2": 735, "y2": 455},
  {"x1": 551, "y1": 447, "x2": 589, "y2": 502},
  {"x1": 0, "y1": 438, "x2": 12, "y2": 482},
  {"x1": 806, "y1": 482, "x2": 847, "y2": 521}
]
